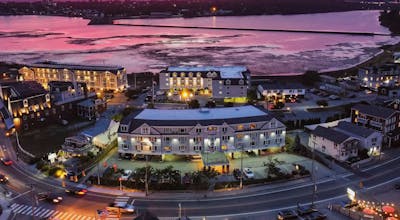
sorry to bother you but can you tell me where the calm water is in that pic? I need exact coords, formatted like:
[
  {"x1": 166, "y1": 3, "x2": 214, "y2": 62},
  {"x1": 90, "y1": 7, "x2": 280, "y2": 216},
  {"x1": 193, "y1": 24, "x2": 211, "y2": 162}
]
[{"x1": 0, "y1": 10, "x2": 398, "y2": 75}]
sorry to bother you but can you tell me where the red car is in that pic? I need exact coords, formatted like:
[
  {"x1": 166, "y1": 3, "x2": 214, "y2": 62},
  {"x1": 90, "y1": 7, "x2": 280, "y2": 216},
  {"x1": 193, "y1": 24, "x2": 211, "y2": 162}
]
[{"x1": 1, "y1": 158, "x2": 13, "y2": 166}]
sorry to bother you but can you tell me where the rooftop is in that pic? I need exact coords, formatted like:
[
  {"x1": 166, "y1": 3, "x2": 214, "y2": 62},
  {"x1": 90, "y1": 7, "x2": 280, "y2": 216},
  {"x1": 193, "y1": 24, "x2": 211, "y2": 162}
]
[
  {"x1": 27, "y1": 61, "x2": 124, "y2": 73},
  {"x1": 335, "y1": 121, "x2": 376, "y2": 138},
  {"x1": 135, "y1": 105, "x2": 267, "y2": 121},
  {"x1": 352, "y1": 103, "x2": 397, "y2": 119},
  {"x1": 311, "y1": 126, "x2": 351, "y2": 144},
  {"x1": 260, "y1": 81, "x2": 306, "y2": 90},
  {"x1": 166, "y1": 66, "x2": 248, "y2": 79},
  {"x1": 1, "y1": 81, "x2": 47, "y2": 99}
]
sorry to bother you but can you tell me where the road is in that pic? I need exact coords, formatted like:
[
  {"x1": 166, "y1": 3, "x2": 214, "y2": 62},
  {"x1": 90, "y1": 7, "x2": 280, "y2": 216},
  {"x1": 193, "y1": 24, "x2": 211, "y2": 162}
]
[{"x1": 1, "y1": 121, "x2": 400, "y2": 219}]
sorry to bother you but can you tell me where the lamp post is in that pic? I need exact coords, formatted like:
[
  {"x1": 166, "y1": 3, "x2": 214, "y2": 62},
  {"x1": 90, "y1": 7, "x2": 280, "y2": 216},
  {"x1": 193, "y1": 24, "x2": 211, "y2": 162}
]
[
  {"x1": 178, "y1": 203, "x2": 182, "y2": 219},
  {"x1": 240, "y1": 143, "x2": 244, "y2": 189},
  {"x1": 145, "y1": 155, "x2": 149, "y2": 196}
]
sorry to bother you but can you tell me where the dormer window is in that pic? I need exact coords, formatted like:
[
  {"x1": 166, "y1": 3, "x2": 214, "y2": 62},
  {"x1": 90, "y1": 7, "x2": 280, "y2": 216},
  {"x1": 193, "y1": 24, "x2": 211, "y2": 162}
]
[
  {"x1": 45, "y1": 94, "x2": 50, "y2": 102},
  {"x1": 181, "y1": 73, "x2": 185, "y2": 77},
  {"x1": 120, "y1": 125, "x2": 128, "y2": 132},
  {"x1": 239, "y1": 79, "x2": 244, "y2": 85},
  {"x1": 226, "y1": 80, "x2": 231, "y2": 85},
  {"x1": 23, "y1": 99, "x2": 28, "y2": 108}
]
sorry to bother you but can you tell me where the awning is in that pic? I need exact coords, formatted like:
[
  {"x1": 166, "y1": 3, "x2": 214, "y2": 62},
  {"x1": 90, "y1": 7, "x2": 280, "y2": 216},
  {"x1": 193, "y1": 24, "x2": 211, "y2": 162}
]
[{"x1": 201, "y1": 151, "x2": 229, "y2": 166}]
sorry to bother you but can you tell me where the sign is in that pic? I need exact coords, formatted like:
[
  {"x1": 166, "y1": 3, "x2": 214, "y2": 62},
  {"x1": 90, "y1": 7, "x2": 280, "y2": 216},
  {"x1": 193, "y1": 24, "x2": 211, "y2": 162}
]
[
  {"x1": 347, "y1": 187, "x2": 356, "y2": 201},
  {"x1": 48, "y1": 153, "x2": 57, "y2": 164}
]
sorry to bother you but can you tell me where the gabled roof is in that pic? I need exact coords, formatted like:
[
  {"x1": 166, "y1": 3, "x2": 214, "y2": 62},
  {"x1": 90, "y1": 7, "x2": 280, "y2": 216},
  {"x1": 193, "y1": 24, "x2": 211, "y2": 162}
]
[
  {"x1": 1, "y1": 81, "x2": 47, "y2": 99},
  {"x1": 163, "y1": 66, "x2": 249, "y2": 79},
  {"x1": 335, "y1": 121, "x2": 376, "y2": 138},
  {"x1": 311, "y1": 126, "x2": 351, "y2": 144},
  {"x1": 352, "y1": 103, "x2": 397, "y2": 119}
]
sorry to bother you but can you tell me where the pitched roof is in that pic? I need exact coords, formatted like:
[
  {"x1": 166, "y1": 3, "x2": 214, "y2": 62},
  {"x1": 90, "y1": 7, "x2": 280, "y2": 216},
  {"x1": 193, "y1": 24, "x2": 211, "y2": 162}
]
[
  {"x1": 335, "y1": 121, "x2": 376, "y2": 138},
  {"x1": 311, "y1": 126, "x2": 351, "y2": 144},
  {"x1": 163, "y1": 66, "x2": 249, "y2": 79},
  {"x1": 1, "y1": 81, "x2": 47, "y2": 99},
  {"x1": 352, "y1": 103, "x2": 397, "y2": 119}
]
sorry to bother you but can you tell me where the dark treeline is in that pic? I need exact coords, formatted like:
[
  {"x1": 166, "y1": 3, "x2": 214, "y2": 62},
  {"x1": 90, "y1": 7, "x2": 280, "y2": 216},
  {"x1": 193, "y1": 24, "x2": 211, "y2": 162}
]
[
  {"x1": 380, "y1": 10, "x2": 400, "y2": 35},
  {"x1": 0, "y1": 0, "x2": 363, "y2": 18}
]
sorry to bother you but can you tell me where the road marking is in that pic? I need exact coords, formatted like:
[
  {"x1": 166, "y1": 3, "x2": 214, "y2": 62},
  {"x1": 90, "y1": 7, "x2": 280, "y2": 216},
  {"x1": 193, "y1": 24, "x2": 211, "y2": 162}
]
[{"x1": 37, "y1": 209, "x2": 52, "y2": 217}]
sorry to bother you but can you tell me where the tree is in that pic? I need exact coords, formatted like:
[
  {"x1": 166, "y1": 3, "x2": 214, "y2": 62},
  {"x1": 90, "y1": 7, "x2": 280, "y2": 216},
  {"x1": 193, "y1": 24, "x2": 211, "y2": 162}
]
[
  {"x1": 188, "y1": 99, "x2": 200, "y2": 109},
  {"x1": 264, "y1": 157, "x2": 284, "y2": 177},
  {"x1": 205, "y1": 101, "x2": 216, "y2": 108},
  {"x1": 247, "y1": 89, "x2": 258, "y2": 103},
  {"x1": 302, "y1": 70, "x2": 320, "y2": 86},
  {"x1": 122, "y1": 106, "x2": 136, "y2": 116}
]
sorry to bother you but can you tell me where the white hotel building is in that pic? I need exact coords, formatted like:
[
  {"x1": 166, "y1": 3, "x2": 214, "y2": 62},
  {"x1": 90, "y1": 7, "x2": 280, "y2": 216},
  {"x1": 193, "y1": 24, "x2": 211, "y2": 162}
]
[
  {"x1": 159, "y1": 66, "x2": 251, "y2": 102},
  {"x1": 118, "y1": 106, "x2": 285, "y2": 162}
]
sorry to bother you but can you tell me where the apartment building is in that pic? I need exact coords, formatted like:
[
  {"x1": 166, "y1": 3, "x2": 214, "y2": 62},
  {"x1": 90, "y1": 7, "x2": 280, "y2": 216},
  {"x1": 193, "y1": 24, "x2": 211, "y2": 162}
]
[
  {"x1": 159, "y1": 66, "x2": 250, "y2": 102},
  {"x1": 19, "y1": 61, "x2": 127, "y2": 92},
  {"x1": 117, "y1": 106, "x2": 286, "y2": 160},
  {"x1": 351, "y1": 103, "x2": 400, "y2": 147},
  {"x1": 358, "y1": 63, "x2": 400, "y2": 90}
]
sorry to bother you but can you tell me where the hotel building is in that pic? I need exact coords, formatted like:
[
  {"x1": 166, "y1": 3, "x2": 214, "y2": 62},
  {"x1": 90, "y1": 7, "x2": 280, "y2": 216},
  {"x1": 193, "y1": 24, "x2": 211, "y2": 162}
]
[
  {"x1": 159, "y1": 66, "x2": 251, "y2": 102},
  {"x1": 19, "y1": 61, "x2": 128, "y2": 92},
  {"x1": 118, "y1": 106, "x2": 285, "y2": 163},
  {"x1": 358, "y1": 63, "x2": 400, "y2": 91}
]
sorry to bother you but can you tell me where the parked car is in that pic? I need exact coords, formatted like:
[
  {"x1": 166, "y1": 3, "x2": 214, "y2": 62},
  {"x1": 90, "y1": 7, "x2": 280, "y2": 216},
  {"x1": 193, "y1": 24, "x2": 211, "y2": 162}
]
[
  {"x1": 121, "y1": 170, "x2": 133, "y2": 181},
  {"x1": 277, "y1": 209, "x2": 298, "y2": 220},
  {"x1": 301, "y1": 211, "x2": 327, "y2": 220},
  {"x1": 0, "y1": 174, "x2": 9, "y2": 184},
  {"x1": 65, "y1": 187, "x2": 87, "y2": 197},
  {"x1": 233, "y1": 169, "x2": 242, "y2": 180},
  {"x1": 243, "y1": 168, "x2": 254, "y2": 179},
  {"x1": 296, "y1": 205, "x2": 317, "y2": 216},
  {"x1": 37, "y1": 193, "x2": 63, "y2": 204},
  {"x1": 0, "y1": 157, "x2": 13, "y2": 166}
]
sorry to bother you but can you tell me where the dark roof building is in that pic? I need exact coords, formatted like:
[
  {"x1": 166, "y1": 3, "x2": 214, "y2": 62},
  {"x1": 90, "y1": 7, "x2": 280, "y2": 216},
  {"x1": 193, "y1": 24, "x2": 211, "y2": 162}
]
[
  {"x1": 351, "y1": 103, "x2": 397, "y2": 119},
  {"x1": 336, "y1": 121, "x2": 376, "y2": 138},
  {"x1": 311, "y1": 126, "x2": 351, "y2": 144}
]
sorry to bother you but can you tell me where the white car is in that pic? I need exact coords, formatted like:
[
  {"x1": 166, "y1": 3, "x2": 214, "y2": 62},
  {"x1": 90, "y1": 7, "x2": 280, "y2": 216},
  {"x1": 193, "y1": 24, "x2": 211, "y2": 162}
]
[
  {"x1": 121, "y1": 170, "x2": 133, "y2": 181},
  {"x1": 243, "y1": 168, "x2": 254, "y2": 179}
]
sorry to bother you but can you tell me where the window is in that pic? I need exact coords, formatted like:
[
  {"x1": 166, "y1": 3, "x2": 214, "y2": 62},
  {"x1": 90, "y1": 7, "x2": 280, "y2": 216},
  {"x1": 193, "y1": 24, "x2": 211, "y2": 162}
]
[
  {"x1": 135, "y1": 145, "x2": 142, "y2": 151},
  {"x1": 163, "y1": 137, "x2": 170, "y2": 143},
  {"x1": 179, "y1": 146, "x2": 186, "y2": 151},
  {"x1": 120, "y1": 125, "x2": 128, "y2": 132},
  {"x1": 179, "y1": 137, "x2": 186, "y2": 143},
  {"x1": 236, "y1": 134, "x2": 244, "y2": 139},
  {"x1": 194, "y1": 137, "x2": 202, "y2": 144},
  {"x1": 23, "y1": 99, "x2": 29, "y2": 108},
  {"x1": 122, "y1": 144, "x2": 129, "y2": 150},
  {"x1": 222, "y1": 136, "x2": 229, "y2": 141},
  {"x1": 164, "y1": 146, "x2": 171, "y2": 152},
  {"x1": 250, "y1": 123, "x2": 256, "y2": 129},
  {"x1": 237, "y1": 125, "x2": 244, "y2": 130},
  {"x1": 141, "y1": 127, "x2": 150, "y2": 134},
  {"x1": 208, "y1": 126, "x2": 217, "y2": 131},
  {"x1": 194, "y1": 146, "x2": 202, "y2": 151},
  {"x1": 251, "y1": 141, "x2": 255, "y2": 146},
  {"x1": 180, "y1": 128, "x2": 185, "y2": 133}
]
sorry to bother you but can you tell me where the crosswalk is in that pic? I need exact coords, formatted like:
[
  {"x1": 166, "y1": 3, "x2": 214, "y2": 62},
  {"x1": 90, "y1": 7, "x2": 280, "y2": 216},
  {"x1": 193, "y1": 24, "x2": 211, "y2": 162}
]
[{"x1": 10, "y1": 203, "x2": 96, "y2": 220}]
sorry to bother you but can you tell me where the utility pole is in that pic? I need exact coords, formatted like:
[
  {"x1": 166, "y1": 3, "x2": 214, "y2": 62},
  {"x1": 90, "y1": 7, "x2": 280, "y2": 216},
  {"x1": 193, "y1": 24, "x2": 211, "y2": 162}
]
[
  {"x1": 145, "y1": 155, "x2": 149, "y2": 196},
  {"x1": 178, "y1": 203, "x2": 182, "y2": 219},
  {"x1": 97, "y1": 162, "x2": 101, "y2": 185},
  {"x1": 311, "y1": 141, "x2": 316, "y2": 207},
  {"x1": 240, "y1": 144, "x2": 244, "y2": 189},
  {"x1": 30, "y1": 184, "x2": 37, "y2": 220}
]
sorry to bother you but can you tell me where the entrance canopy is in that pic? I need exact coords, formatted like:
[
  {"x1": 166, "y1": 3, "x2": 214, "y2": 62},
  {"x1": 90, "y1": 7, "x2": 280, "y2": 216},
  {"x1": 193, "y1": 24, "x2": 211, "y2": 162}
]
[{"x1": 201, "y1": 151, "x2": 229, "y2": 167}]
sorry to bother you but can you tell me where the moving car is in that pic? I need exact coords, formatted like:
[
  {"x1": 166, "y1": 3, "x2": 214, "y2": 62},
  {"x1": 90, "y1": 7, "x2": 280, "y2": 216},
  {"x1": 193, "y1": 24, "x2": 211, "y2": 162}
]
[
  {"x1": 1, "y1": 157, "x2": 13, "y2": 166},
  {"x1": 243, "y1": 168, "x2": 254, "y2": 179},
  {"x1": 277, "y1": 209, "x2": 298, "y2": 220},
  {"x1": 65, "y1": 187, "x2": 87, "y2": 196},
  {"x1": 106, "y1": 201, "x2": 135, "y2": 214},
  {"x1": 0, "y1": 174, "x2": 9, "y2": 183},
  {"x1": 38, "y1": 193, "x2": 63, "y2": 204}
]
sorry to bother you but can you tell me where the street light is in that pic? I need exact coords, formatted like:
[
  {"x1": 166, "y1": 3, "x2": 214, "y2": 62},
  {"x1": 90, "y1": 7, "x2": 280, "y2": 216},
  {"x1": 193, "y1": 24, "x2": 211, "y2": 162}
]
[{"x1": 240, "y1": 143, "x2": 244, "y2": 189}]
